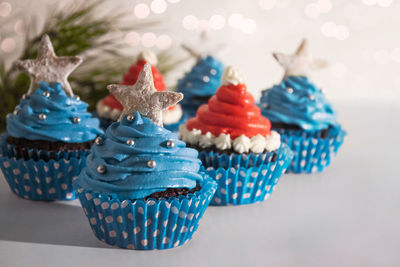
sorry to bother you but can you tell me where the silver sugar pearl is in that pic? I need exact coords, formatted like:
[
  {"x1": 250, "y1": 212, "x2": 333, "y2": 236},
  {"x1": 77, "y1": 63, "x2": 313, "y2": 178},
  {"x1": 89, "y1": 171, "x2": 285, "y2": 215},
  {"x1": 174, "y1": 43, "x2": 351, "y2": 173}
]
[
  {"x1": 210, "y1": 69, "x2": 217, "y2": 75},
  {"x1": 21, "y1": 94, "x2": 27, "y2": 100},
  {"x1": 126, "y1": 115, "x2": 134, "y2": 121},
  {"x1": 262, "y1": 103, "x2": 268, "y2": 109},
  {"x1": 147, "y1": 160, "x2": 156, "y2": 168},
  {"x1": 73, "y1": 117, "x2": 81, "y2": 124},
  {"x1": 95, "y1": 137, "x2": 103, "y2": 145},
  {"x1": 202, "y1": 76, "x2": 210, "y2": 82},
  {"x1": 97, "y1": 165, "x2": 106, "y2": 174},
  {"x1": 13, "y1": 109, "x2": 20, "y2": 116},
  {"x1": 73, "y1": 95, "x2": 80, "y2": 101},
  {"x1": 286, "y1": 87, "x2": 294, "y2": 94},
  {"x1": 42, "y1": 91, "x2": 50, "y2": 97},
  {"x1": 38, "y1": 113, "x2": 46, "y2": 120},
  {"x1": 308, "y1": 94, "x2": 315, "y2": 101},
  {"x1": 126, "y1": 139, "x2": 135, "y2": 146},
  {"x1": 166, "y1": 140, "x2": 175, "y2": 148}
]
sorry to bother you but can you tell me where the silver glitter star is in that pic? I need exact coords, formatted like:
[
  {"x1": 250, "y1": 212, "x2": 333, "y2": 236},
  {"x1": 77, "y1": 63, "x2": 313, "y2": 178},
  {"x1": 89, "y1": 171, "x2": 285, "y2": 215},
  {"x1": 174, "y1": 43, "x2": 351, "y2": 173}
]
[
  {"x1": 273, "y1": 39, "x2": 327, "y2": 79},
  {"x1": 107, "y1": 63, "x2": 183, "y2": 126},
  {"x1": 15, "y1": 34, "x2": 83, "y2": 97}
]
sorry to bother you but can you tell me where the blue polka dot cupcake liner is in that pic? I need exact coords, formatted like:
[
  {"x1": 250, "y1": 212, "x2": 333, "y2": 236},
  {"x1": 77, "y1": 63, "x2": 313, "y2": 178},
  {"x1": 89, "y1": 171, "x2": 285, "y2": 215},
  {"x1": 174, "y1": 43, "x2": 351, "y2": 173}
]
[
  {"x1": 0, "y1": 134, "x2": 88, "y2": 201},
  {"x1": 275, "y1": 125, "x2": 346, "y2": 173},
  {"x1": 199, "y1": 144, "x2": 293, "y2": 206},
  {"x1": 73, "y1": 176, "x2": 217, "y2": 250}
]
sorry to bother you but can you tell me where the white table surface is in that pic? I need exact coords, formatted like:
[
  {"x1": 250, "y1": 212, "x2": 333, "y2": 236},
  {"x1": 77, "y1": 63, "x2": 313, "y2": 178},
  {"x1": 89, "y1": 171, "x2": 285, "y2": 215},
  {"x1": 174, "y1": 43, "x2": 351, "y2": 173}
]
[{"x1": 0, "y1": 104, "x2": 399, "y2": 267}]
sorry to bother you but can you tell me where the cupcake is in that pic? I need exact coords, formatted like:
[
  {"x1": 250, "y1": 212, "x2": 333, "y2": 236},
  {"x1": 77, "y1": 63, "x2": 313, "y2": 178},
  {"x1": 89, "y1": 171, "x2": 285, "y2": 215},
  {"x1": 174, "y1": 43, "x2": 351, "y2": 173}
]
[
  {"x1": 96, "y1": 49, "x2": 183, "y2": 131},
  {"x1": 179, "y1": 66, "x2": 293, "y2": 206},
  {"x1": 259, "y1": 39, "x2": 346, "y2": 173},
  {"x1": 74, "y1": 63, "x2": 217, "y2": 250},
  {"x1": 177, "y1": 53, "x2": 225, "y2": 119},
  {"x1": 0, "y1": 34, "x2": 103, "y2": 201}
]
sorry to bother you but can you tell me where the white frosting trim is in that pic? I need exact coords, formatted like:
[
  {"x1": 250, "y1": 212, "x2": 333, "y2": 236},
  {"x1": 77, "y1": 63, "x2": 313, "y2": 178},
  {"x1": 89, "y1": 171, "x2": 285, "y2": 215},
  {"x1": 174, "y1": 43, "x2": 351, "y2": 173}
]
[
  {"x1": 179, "y1": 125, "x2": 281, "y2": 153},
  {"x1": 221, "y1": 65, "x2": 245, "y2": 86},
  {"x1": 162, "y1": 104, "x2": 183, "y2": 124},
  {"x1": 97, "y1": 100, "x2": 182, "y2": 125},
  {"x1": 138, "y1": 49, "x2": 158, "y2": 65}
]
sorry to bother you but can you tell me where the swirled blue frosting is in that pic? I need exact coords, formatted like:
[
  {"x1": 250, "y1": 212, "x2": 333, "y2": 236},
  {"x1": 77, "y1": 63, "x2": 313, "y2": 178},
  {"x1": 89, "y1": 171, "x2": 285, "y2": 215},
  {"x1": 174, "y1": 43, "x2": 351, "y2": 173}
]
[
  {"x1": 77, "y1": 111, "x2": 203, "y2": 200},
  {"x1": 259, "y1": 76, "x2": 338, "y2": 131},
  {"x1": 7, "y1": 81, "x2": 103, "y2": 142},
  {"x1": 177, "y1": 55, "x2": 224, "y2": 117}
]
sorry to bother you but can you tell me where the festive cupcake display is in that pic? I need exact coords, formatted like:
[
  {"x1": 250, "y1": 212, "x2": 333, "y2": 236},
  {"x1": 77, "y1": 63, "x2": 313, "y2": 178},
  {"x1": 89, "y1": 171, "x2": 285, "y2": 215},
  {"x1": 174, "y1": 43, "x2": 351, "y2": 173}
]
[
  {"x1": 259, "y1": 39, "x2": 346, "y2": 173},
  {"x1": 96, "y1": 49, "x2": 183, "y2": 131},
  {"x1": 179, "y1": 66, "x2": 293, "y2": 206},
  {"x1": 177, "y1": 45, "x2": 225, "y2": 119},
  {"x1": 74, "y1": 63, "x2": 217, "y2": 250},
  {"x1": 0, "y1": 34, "x2": 103, "y2": 201}
]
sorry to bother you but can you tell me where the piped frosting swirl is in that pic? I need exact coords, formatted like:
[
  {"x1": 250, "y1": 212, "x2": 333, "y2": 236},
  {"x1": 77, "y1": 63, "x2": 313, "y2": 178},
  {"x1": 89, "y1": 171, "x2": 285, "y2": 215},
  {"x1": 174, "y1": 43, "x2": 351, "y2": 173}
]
[
  {"x1": 7, "y1": 81, "x2": 103, "y2": 143},
  {"x1": 77, "y1": 112, "x2": 203, "y2": 200},
  {"x1": 260, "y1": 76, "x2": 338, "y2": 131},
  {"x1": 180, "y1": 66, "x2": 281, "y2": 154}
]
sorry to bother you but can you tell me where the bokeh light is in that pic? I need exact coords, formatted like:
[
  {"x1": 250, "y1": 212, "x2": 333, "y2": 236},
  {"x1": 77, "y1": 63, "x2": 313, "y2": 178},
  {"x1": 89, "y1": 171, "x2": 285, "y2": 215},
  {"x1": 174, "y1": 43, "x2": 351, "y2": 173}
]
[
  {"x1": 124, "y1": 31, "x2": 141, "y2": 46},
  {"x1": 228, "y1": 13, "x2": 244, "y2": 29},
  {"x1": 151, "y1": 0, "x2": 167, "y2": 14},
  {"x1": 316, "y1": 0, "x2": 332, "y2": 13},
  {"x1": 182, "y1": 15, "x2": 198, "y2": 30},
  {"x1": 14, "y1": 19, "x2": 25, "y2": 35},
  {"x1": 156, "y1": 34, "x2": 172, "y2": 50},
  {"x1": 1, "y1": 37, "x2": 16, "y2": 53},
  {"x1": 259, "y1": 0, "x2": 276, "y2": 10},
  {"x1": 304, "y1": 3, "x2": 320, "y2": 18},
  {"x1": 209, "y1": 14, "x2": 225, "y2": 30},
  {"x1": 241, "y1": 18, "x2": 257, "y2": 34},
  {"x1": 0, "y1": 1, "x2": 12, "y2": 17},
  {"x1": 321, "y1": 22, "x2": 337, "y2": 37},
  {"x1": 167, "y1": 0, "x2": 180, "y2": 3},
  {"x1": 141, "y1": 32, "x2": 157, "y2": 47},
  {"x1": 134, "y1": 3, "x2": 150, "y2": 19},
  {"x1": 335, "y1": 25, "x2": 350, "y2": 40}
]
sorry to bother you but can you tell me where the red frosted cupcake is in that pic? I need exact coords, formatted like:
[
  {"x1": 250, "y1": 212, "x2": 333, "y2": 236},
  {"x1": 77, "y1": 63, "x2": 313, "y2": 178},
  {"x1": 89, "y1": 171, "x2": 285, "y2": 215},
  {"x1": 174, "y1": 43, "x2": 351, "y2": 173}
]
[
  {"x1": 96, "y1": 49, "x2": 182, "y2": 129},
  {"x1": 179, "y1": 66, "x2": 293, "y2": 206}
]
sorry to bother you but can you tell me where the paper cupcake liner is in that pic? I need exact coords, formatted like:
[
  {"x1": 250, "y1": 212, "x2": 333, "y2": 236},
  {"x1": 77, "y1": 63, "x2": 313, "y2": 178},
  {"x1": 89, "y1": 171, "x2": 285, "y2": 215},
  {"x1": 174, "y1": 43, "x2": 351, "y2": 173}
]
[
  {"x1": 200, "y1": 144, "x2": 293, "y2": 206},
  {"x1": 74, "y1": 176, "x2": 217, "y2": 250},
  {"x1": 0, "y1": 135, "x2": 89, "y2": 201},
  {"x1": 275, "y1": 125, "x2": 346, "y2": 173}
]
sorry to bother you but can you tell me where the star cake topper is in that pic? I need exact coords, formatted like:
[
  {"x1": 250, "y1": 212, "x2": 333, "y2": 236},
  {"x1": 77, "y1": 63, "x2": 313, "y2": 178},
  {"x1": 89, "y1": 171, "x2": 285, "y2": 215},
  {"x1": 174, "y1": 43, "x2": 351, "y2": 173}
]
[
  {"x1": 107, "y1": 63, "x2": 183, "y2": 126},
  {"x1": 15, "y1": 34, "x2": 82, "y2": 97},
  {"x1": 273, "y1": 38, "x2": 327, "y2": 79}
]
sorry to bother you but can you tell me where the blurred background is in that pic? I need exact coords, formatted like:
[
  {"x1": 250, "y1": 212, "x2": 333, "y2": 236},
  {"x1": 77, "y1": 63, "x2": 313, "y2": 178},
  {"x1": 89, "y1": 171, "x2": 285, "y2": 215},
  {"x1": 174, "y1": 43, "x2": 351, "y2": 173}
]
[{"x1": 0, "y1": 0, "x2": 399, "y2": 123}]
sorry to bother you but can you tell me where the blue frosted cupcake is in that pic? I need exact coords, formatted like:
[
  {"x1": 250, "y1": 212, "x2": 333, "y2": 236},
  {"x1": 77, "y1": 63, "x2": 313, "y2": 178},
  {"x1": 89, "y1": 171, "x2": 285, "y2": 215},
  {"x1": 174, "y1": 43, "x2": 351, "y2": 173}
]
[
  {"x1": 74, "y1": 63, "x2": 217, "y2": 250},
  {"x1": 0, "y1": 35, "x2": 103, "y2": 200},
  {"x1": 259, "y1": 39, "x2": 346, "y2": 173},
  {"x1": 179, "y1": 66, "x2": 293, "y2": 206},
  {"x1": 177, "y1": 55, "x2": 225, "y2": 119}
]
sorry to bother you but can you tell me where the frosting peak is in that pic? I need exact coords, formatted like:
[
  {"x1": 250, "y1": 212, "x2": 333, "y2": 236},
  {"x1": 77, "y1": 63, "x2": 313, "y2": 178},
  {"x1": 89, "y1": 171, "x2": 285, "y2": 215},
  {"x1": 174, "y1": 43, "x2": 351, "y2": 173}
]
[
  {"x1": 221, "y1": 65, "x2": 245, "y2": 86},
  {"x1": 77, "y1": 112, "x2": 203, "y2": 199},
  {"x1": 260, "y1": 76, "x2": 338, "y2": 131},
  {"x1": 7, "y1": 81, "x2": 103, "y2": 142}
]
